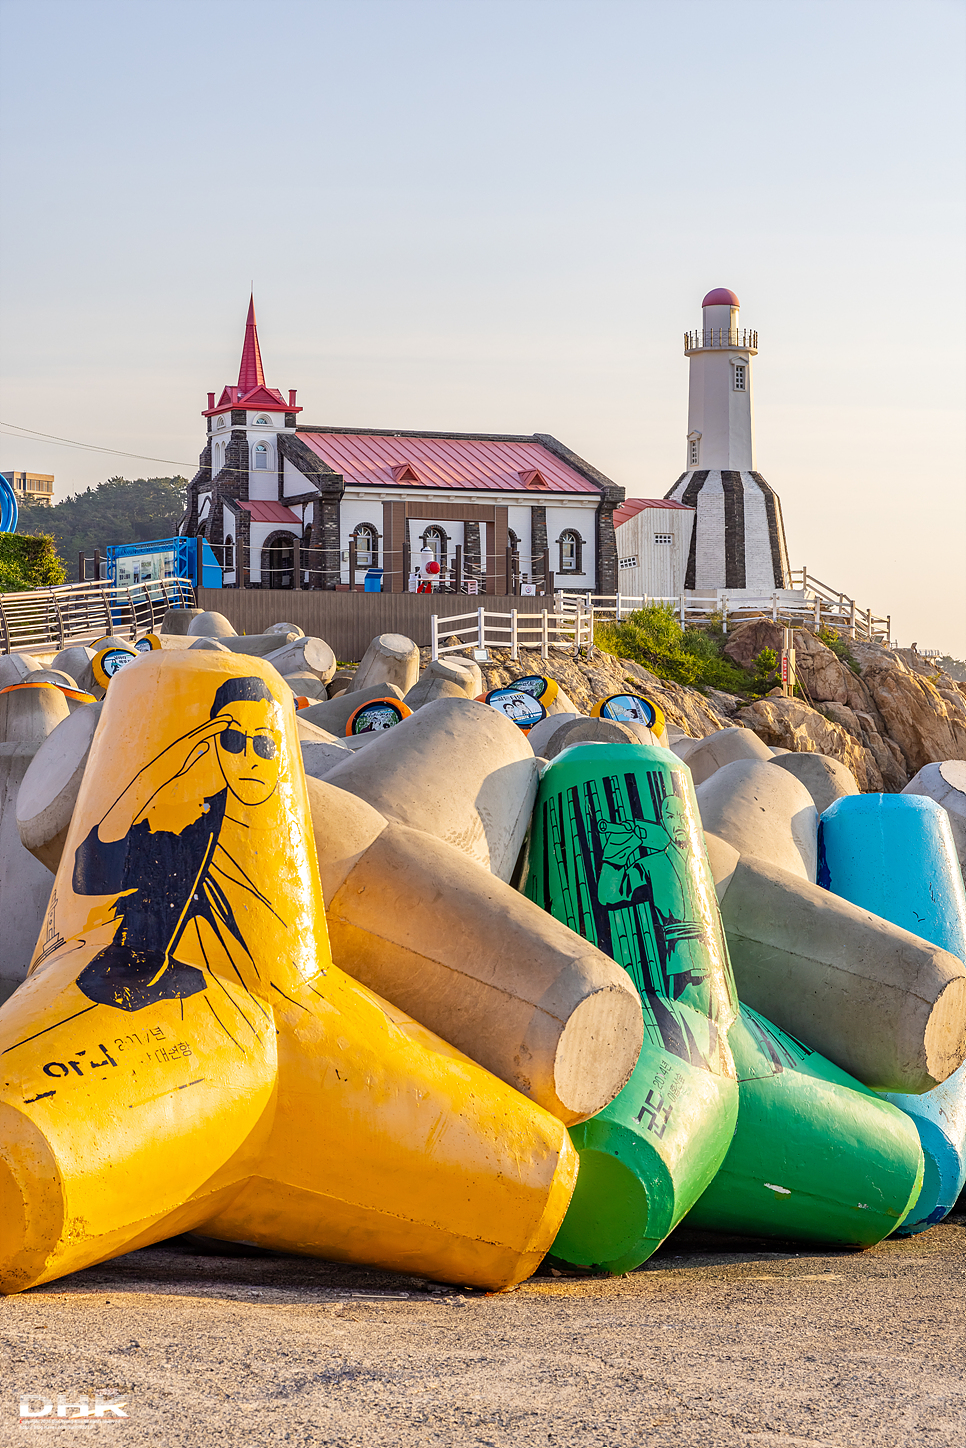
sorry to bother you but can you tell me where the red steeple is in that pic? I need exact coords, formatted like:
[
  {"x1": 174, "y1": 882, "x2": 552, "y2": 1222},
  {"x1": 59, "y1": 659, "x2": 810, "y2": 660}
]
[{"x1": 237, "y1": 294, "x2": 266, "y2": 391}]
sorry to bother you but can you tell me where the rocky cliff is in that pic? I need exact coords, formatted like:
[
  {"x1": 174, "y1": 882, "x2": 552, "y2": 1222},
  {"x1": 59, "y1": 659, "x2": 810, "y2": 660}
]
[{"x1": 460, "y1": 619, "x2": 966, "y2": 790}]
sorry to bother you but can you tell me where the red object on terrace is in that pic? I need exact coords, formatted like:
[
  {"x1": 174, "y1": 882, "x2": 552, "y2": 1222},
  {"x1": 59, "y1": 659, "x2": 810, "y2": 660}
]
[
  {"x1": 614, "y1": 498, "x2": 695, "y2": 527},
  {"x1": 236, "y1": 500, "x2": 302, "y2": 525},
  {"x1": 701, "y1": 287, "x2": 740, "y2": 308},
  {"x1": 238, "y1": 294, "x2": 266, "y2": 391},
  {"x1": 297, "y1": 433, "x2": 599, "y2": 494}
]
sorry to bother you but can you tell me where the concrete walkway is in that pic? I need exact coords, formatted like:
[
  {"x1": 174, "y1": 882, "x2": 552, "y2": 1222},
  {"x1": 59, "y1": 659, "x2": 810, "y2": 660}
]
[{"x1": 1, "y1": 1217, "x2": 964, "y2": 1447}]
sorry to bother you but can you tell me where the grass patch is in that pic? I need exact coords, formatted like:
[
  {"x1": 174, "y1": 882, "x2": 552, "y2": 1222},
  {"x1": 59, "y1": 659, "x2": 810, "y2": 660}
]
[
  {"x1": 816, "y1": 624, "x2": 860, "y2": 675},
  {"x1": 594, "y1": 603, "x2": 777, "y2": 698}
]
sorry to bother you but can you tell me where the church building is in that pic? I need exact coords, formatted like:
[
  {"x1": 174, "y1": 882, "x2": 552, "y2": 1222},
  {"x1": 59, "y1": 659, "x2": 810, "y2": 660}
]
[{"x1": 182, "y1": 299, "x2": 624, "y2": 594}]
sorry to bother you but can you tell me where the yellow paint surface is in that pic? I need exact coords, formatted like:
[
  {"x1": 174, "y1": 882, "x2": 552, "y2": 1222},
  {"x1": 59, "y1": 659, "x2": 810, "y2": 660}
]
[{"x1": 0, "y1": 652, "x2": 576, "y2": 1293}]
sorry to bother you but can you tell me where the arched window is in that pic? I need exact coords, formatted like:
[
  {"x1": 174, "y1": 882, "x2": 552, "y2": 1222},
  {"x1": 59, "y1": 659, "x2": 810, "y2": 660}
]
[
  {"x1": 254, "y1": 443, "x2": 269, "y2": 470},
  {"x1": 224, "y1": 535, "x2": 234, "y2": 570},
  {"x1": 422, "y1": 526, "x2": 447, "y2": 566},
  {"x1": 558, "y1": 529, "x2": 582, "y2": 574},
  {"x1": 254, "y1": 414, "x2": 271, "y2": 425},
  {"x1": 354, "y1": 524, "x2": 376, "y2": 568},
  {"x1": 508, "y1": 529, "x2": 519, "y2": 553},
  {"x1": 216, "y1": 416, "x2": 226, "y2": 429}
]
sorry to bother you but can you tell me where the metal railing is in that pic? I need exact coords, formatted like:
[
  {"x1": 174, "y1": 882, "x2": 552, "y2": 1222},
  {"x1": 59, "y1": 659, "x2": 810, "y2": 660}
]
[
  {"x1": 0, "y1": 577, "x2": 195, "y2": 655},
  {"x1": 684, "y1": 328, "x2": 758, "y2": 353},
  {"x1": 431, "y1": 604, "x2": 593, "y2": 663}
]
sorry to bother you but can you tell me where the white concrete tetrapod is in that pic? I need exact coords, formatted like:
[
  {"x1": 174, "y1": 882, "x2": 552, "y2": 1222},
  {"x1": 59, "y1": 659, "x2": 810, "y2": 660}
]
[
  {"x1": 903, "y1": 761, "x2": 966, "y2": 882},
  {"x1": 306, "y1": 777, "x2": 644, "y2": 1124},
  {"x1": 0, "y1": 684, "x2": 70, "y2": 747},
  {"x1": 186, "y1": 611, "x2": 237, "y2": 638},
  {"x1": 216, "y1": 632, "x2": 300, "y2": 658},
  {"x1": 267, "y1": 621, "x2": 305, "y2": 637},
  {"x1": 265, "y1": 636, "x2": 337, "y2": 685},
  {"x1": 683, "y1": 725, "x2": 774, "y2": 786},
  {"x1": 0, "y1": 655, "x2": 43, "y2": 690},
  {"x1": 404, "y1": 676, "x2": 472, "y2": 710},
  {"x1": 0, "y1": 744, "x2": 59, "y2": 1006},
  {"x1": 16, "y1": 702, "x2": 104, "y2": 873},
  {"x1": 295, "y1": 717, "x2": 342, "y2": 744},
  {"x1": 770, "y1": 751, "x2": 860, "y2": 816},
  {"x1": 189, "y1": 638, "x2": 231, "y2": 652},
  {"x1": 322, "y1": 696, "x2": 538, "y2": 881},
  {"x1": 543, "y1": 717, "x2": 658, "y2": 760},
  {"x1": 714, "y1": 851, "x2": 966, "y2": 1095},
  {"x1": 25, "y1": 669, "x2": 78, "y2": 689},
  {"x1": 695, "y1": 758, "x2": 819, "y2": 882},
  {"x1": 525, "y1": 713, "x2": 582, "y2": 759},
  {"x1": 299, "y1": 683, "x2": 405, "y2": 737},
  {"x1": 349, "y1": 633, "x2": 420, "y2": 696},
  {"x1": 300, "y1": 739, "x2": 352, "y2": 779},
  {"x1": 280, "y1": 672, "x2": 329, "y2": 701},
  {"x1": 50, "y1": 647, "x2": 95, "y2": 683},
  {"x1": 160, "y1": 607, "x2": 204, "y2": 635},
  {"x1": 404, "y1": 658, "x2": 483, "y2": 710}
]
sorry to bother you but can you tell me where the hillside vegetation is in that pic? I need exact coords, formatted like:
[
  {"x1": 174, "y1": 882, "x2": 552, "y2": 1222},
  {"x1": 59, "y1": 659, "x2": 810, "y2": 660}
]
[
  {"x1": 0, "y1": 533, "x2": 67, "y2": 591},
  {"x1": 594, "y1": 603, "x2": 778, "y2": 699},
  {"x1": 16, "y1": 476, "x2": 187, "y2": 580}
]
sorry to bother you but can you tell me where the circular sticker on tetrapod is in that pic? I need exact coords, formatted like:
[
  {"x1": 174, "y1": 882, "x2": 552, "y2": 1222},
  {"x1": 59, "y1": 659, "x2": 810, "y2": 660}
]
[
  {"x1": 483, "y1": 687, "x2": 547, "y2": 733},
  {"x1": 91, "y1": 645, "x2": 139, "y2": 688},
  {"x1": 592, "y1": 693, "x2": 664, "y2": 734},
  {"x1": 345, "y1": 698, "x2": 413, "y2": 735},
  {"x1": 134, "y1": 634, "x2": 162, "y2": 653},
  {"x1": 506, "y1": 674, "x2": 559, "y2": 707}
]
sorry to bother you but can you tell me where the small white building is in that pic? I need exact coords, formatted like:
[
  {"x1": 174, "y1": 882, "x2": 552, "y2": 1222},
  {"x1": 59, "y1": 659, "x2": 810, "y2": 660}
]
[{"x1": 613, "y1": 498, "x2": 695, "y2": 600}]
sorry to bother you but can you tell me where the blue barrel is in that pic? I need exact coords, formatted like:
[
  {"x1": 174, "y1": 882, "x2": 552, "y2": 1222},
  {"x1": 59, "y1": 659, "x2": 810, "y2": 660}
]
[{"x1": 818, "y1": 793, "x2": 966, "y2": 1232}]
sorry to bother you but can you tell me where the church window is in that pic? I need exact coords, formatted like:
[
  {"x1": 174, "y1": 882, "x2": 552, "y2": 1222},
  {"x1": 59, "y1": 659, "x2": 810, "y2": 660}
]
[
  {"x1": 224, "y1": 535, "x2": 234, "y2": 570},
  {"x1": 354, "y1": 526, "x2": 375, "y2": 567},
  {"x1": 654, "y1": 533, "x2": 673, "y2": 546},
  {"x1": 422, "y1": 526, "x2": 447, "y2": 567},
  {"x1": 254, "y1": 443, "x2": 269, "y2": 470},
  {"x1": 558, "y1": 530, "x2": 581, "y2": 573},
  {"x1": 733, "y1": 364, "x2": 746, "y2": 391},
  {"x1": 688, "y1": 437, "x2": 699, "y2": 466},
  {"x1": 254, "y1": 415, "x2": 271, "y2": 425},
  {"x1": 216, "y1": 416, "x2": 226, "y2": 429}
]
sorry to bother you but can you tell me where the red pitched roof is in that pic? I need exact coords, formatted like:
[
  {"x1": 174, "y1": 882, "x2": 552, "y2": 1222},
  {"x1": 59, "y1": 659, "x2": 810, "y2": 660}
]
[
  {"x1": 296, "y1": 432, "x2": 599, "y2": 494},
  {"x1": 235, "y1": 500, "x2": 302, "y2": 524},
  {"x1": 614, "y1": 497, "x2": 695, "y2": 527}
]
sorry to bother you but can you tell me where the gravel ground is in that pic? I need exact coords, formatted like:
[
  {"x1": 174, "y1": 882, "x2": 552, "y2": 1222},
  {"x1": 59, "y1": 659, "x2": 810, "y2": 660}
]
[{"x1": 2, "y1": 1216, "x2": 964, "y2": 1448}]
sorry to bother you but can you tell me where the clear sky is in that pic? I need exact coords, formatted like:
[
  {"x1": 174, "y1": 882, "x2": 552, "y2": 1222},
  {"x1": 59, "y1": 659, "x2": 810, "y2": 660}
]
[{"x1": 1, "y1": 0, "x2": 963, "y2": 653}]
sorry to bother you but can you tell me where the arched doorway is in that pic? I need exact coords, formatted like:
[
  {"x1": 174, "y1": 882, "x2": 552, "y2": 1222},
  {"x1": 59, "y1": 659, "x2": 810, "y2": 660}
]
[{"x1": 261, "y1": 530, "x2": 298, "y2": 589}]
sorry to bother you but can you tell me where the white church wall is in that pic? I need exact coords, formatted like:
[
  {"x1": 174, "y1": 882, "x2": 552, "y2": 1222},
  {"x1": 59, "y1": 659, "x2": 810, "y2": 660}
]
[
  {"x1": 282, "y1": 456, "x2": 310, "y2": 497},
  {"x1": 507, "y1": 506, "x2": 532, "y2": 577},
  {"x1": 547, "y1": 503, "x2": 596, "y2": 586}
]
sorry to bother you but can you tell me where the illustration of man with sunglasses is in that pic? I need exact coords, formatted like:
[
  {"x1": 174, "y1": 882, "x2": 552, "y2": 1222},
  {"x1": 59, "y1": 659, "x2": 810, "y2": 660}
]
[{"x1": 73, "y1": 676, "x2": 284, "y2": 1011}]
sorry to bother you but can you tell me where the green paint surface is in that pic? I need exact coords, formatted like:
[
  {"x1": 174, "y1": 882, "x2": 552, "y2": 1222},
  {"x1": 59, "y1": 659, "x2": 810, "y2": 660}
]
[
  {"x1": 685, "y1": 1004, "x2": 924, "y2": 1245},
  {"x1": 524, "y1": 742, "x2": 740, "y2": 1271}
]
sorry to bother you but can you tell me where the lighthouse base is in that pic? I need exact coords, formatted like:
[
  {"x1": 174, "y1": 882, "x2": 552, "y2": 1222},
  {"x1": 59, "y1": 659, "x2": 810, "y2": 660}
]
[{"x1": 665, "y1": 470, "x2": 790, "y2": 593}]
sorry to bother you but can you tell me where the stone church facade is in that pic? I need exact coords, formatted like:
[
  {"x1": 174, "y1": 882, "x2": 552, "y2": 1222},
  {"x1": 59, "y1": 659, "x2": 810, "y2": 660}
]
[{"x1": 182, "y1": 298, "x2": 623, "y2": 594}]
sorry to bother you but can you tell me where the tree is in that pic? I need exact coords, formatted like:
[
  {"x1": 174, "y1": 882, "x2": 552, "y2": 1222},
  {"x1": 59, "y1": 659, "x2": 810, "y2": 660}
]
[
  {"x1": 0, "y1": 533, "x2": 67, "y2": 591},
  {"x1": 16, "y1": 476, "x2": 188, "y2": 581}
]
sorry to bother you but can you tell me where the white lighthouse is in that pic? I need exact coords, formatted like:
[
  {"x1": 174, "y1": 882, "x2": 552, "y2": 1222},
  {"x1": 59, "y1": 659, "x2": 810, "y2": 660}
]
[{"x1": 665, "y1": 287, "x2": 790, "y2": 592}]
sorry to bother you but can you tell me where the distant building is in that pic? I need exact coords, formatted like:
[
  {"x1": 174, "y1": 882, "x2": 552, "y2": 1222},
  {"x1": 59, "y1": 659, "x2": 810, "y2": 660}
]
[
  {"x1": 613, "y1": 497, "x2": 695, "y2": 600},
  {"x1": 1, "y1": 471, "x2": 54, "y2": 506},
  {"x1": 182, "y1": 298, "x2": 624, "y2": 593}
]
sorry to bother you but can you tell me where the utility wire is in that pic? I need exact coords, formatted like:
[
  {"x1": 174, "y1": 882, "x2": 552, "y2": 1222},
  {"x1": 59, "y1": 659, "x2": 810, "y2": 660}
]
[{"x1": 0, "y1": 421, "x2": 196, "y2": 471}]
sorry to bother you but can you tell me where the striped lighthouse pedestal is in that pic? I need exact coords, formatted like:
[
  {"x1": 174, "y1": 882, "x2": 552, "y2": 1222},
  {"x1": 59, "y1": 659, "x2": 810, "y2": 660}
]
[{"x1": 665, "y1": 468, "x2": 790, "y2": 592}]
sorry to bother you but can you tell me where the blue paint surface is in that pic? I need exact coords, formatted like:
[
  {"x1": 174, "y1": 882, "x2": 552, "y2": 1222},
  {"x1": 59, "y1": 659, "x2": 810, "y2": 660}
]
[{"x1": 819, "y1": 793, "x2": 966, "y2": 1233}]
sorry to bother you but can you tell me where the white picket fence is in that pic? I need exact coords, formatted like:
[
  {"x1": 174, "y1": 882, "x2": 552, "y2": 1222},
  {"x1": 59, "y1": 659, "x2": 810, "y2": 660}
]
[
  {"x1": 430, "y1": 604, "x2": 594, "y2": 662},
  {"x1": 558, "y1": 574, "x2": 891, "y2": 643}
]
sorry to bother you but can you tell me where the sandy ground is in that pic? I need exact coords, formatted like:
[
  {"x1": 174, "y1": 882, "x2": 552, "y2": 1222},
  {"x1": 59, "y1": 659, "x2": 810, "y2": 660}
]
[{"x1": 1, "y1": 1216, "x2": 964, "y2": 1448}]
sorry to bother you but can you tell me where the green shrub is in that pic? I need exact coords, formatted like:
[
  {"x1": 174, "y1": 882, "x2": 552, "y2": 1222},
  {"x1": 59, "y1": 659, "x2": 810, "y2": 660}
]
[
  {"x1": 816, "y1": 624, "x2": 860, "y2": 675},
  {"x1": 0, "y1": 533, "x2": 67, "y2": 592},
  {"x1": 595, "y1": 603, "x2": 765, "y2": 697}
]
